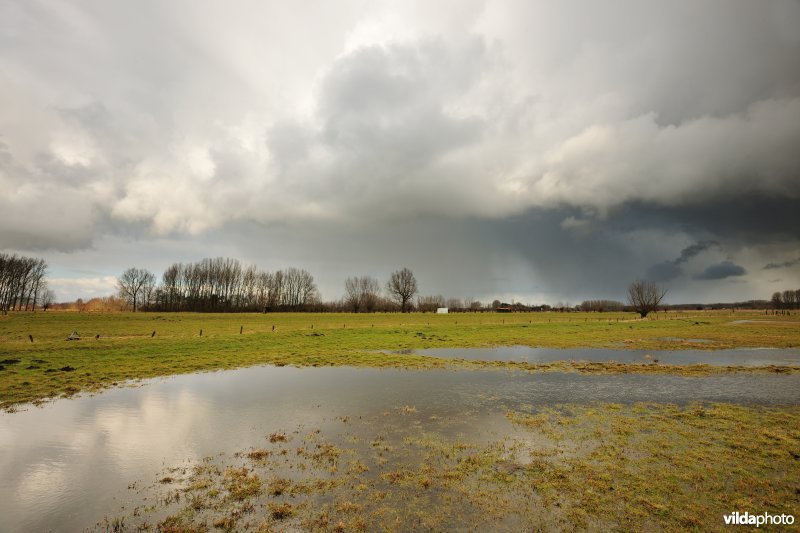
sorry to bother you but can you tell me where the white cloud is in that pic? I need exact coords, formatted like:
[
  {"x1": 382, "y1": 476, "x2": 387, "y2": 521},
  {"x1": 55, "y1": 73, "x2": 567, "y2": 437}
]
[
  {"x1": 48, "y1": 276, "x2": 117, "y2": 301},
  {"x1": 1, "y1": 1, "x2": 798, "y2": 240},
  {"x1": 1, "y1": 0, "x2": 799, "y2": 302}
]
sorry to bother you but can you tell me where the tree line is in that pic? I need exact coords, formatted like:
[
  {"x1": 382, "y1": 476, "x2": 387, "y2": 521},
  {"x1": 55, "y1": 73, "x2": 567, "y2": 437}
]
[
  {"x1": 117, "y1": 260, "x2": 476, "y2": 313},
  {"x1": 118, "y1": 260, "x2": 525, "y2": 314},
  {"x1": 579, "y1": 299, "x2": 625, "y2": 312},
  {"x1": 6, "y1": 250, "x2": 797, "y2": 315},
  {"x1": 771, "y1": 289, "x2": 800, "y2": 310},
  {"x1": 120, "y1": 258, "x2": 320, "y2": 312},
  {"x1": 0, "y1": 253, "x2": 53, "y2": 314}
]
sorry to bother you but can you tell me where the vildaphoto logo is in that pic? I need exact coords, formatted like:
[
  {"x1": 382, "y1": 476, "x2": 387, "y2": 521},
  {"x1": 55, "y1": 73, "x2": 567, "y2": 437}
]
[{"x1": 723, "y1": 511, "x2": 795, "y2": 527}]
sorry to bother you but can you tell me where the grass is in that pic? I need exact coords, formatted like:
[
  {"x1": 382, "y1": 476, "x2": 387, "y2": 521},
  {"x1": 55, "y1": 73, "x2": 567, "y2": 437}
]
[
  {"x1": 112, "y1": 402, "x2": 800, "y2": 531},
  {"x1": 1, "y1": 310, "x2": 799, "y2": 409}
]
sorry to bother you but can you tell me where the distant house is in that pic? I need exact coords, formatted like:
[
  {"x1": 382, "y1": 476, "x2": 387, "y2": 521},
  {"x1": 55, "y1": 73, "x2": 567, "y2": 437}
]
[
  {"x1": 436, "y1": 307, "x2": 449, "y2": 314},
  {"x1": 495, "y1": 306, "x2": 512, "y2": 313}
]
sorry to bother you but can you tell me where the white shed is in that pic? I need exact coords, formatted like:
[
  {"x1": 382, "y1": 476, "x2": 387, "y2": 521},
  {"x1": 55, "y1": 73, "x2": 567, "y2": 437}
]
[{"x1": 436, "y1": 307, "x2": 449, "y2": 314}]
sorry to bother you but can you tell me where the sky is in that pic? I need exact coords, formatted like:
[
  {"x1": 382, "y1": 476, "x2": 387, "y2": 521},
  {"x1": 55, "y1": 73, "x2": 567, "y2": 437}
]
[{"x1": 1, "y1": 0, "x2": 799, "y2": 305}]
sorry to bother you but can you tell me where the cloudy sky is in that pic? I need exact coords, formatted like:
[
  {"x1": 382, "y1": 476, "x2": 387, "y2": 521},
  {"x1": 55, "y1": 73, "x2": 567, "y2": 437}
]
[{"x1": 2, "y1": 0, "x2": 799, "y2": 304}]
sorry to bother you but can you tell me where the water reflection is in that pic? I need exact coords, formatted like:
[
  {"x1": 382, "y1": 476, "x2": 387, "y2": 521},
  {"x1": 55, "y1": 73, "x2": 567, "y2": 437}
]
[
  {"x1": 405, "y1": 346, "x2": 800, "y2": 366},
  {"x1": 1, "y1": 365, "x2": 799, "y2": 531}
]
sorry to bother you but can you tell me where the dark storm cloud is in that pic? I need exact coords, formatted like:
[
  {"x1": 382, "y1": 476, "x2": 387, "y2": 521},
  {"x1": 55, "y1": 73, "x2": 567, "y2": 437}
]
[
  {"x1": 645, "y1": 240, "x2": 719, "y2": 281},
  {"x1": 646, "y1": 261, "x2": 683, "y2": 283},
  {"x1": 694, "y1": 261, "x2": 747, "y2": 281},
  {"x1": 674, "y1": 241, "x2": 719, "y2": 265},
  {"x1": 2, "y1": 0, "x2": 800, "y2": 303},
  {"x1": 606, "y1": 197, "x2": 800, "y2": 245},
  {"x1": 763, "y1": 257, "x2": 800, "y2": 270}
]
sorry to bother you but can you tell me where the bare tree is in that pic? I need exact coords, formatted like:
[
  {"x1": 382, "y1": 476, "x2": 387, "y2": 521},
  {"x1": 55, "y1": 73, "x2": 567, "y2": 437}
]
[
  {"x1": 446, "y1": 298, "x2": 463, "y2": 311},
  {"x1": 281, "y1": 267, "x2": 317, "y2": 309},
  {"x1": 782, "y1": 290, "x2": 796, "y2": 310},
  {"x1": 344, "y1": 275, "x2": 380, "y2": 312},
  {"x1": 0, "y1": 253, "x2": 47, "y2": 314},
  {"x1": 627, "y1": 279, "x2": 667, "y2": 318},
  {"x1": 344, "y1": 277, "x2": 362, "y2": 312},
  {"x1": 417, "y1": 295, "x2": 444, "y2": 312},
  {"x1": 580, "y1": 299, "x2": 624, "y2": 312},
  {"x1": 386, "y1": 268, "x2": 418, "y2": 313},
  {"x1": 359, "y1": 276, "x2": 380, "y2": 312},
  {"x1": 117, "y1": 267, "x2": 156, "y2": 312},
  {"x1": 40, "y1": 288, "x2": 56, "y2": 311},
  {"x1": 161, "y1": 263, "x2": 183, "y2": 311}
]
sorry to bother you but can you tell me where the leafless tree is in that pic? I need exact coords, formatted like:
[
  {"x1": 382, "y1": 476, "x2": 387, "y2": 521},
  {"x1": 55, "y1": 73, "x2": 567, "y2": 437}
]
[
  {"x1": 768, "y1": 289, "x2": 800, "y2": 312},
  {"x1": 267, "y1": 270, "x2": 283, "y2": 310},
  {"x1": 782, "y1": 290, "x2": 796, "y2": 310},
  {"x1": 446, "y1": 298, "x2": 463, "y2": 311},
  {"x1": 580, "y1": 299, "x2": 625, "y2": 312},
  {"x1": 359, "y1": 277, "x2": 380, "y2": 312},
  {"x1": 35, "y1": 282, "x2": 54, "y2": 311},
  {"x1": 344, "y1": 275, "x2": 380, "y2": 312},
  {"x1": 40, "y1": 288, "x2": 56, "y2": 311},
  {"x1": 0, "y1": 253, "x2": 47, "y2": 314},
  {"x1": 344, "y1": 277, "x2": 362, "y2": 312},
  {"x1": 417, "y1": 295, "x2": 444, "y2": 312},
  {"x1": 627, "y1": 280, "x2": 667, "y2": 318},
  {"x1": 281, "y1": 267, "x2": 317, "y2": 309},
  {"x1": 117, "y1": 267, "x2": 156, "y2": 312},
  {"x1": 160, "y1": 263, "x2": 183, "y2": 311},
  {"x1": 152, "y1": 258, "x2": 292, "y2": 312},
  {"x1": 386, "y1": 268, "x2": 418, "y2": 313}
]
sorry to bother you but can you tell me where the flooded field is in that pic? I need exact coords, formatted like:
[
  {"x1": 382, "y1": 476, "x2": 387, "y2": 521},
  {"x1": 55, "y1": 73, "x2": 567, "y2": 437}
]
[
  {"x1": 1, "y1": 364, "x2": 799, "y2": 531},
  {"x1": 403, "y1": 346, "x2": 800, "y2": 366}
]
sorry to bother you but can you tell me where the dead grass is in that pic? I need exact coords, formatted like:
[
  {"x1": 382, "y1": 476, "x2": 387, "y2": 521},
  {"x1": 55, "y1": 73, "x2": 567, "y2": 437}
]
[{"x1": 112, "y1": 401, "x2": 800, "y2": 531}]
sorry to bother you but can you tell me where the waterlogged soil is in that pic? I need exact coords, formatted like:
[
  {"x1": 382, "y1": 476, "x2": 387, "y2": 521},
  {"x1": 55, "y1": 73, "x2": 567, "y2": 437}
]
[
  {"x1": 3, "y1": 310, "x2": 800, "y2": 408},
  {"x1": 1, "y1": 365, "x2": 800, "y2": 531},
  {"x1": 114, "y1": 403, "x2": 800, "y2": 532},
  {"x1": 403, "y1": 346, "x2": 800, "y2": 367}
]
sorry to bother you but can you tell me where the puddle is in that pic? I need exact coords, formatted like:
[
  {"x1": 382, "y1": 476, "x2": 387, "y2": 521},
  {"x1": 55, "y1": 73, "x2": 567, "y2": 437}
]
[
  {"x1": 402, "y1": 346, "x2": 800, "y2": 366},
  {"x1": 1, "y1": 365, "x2": 799, "y2": 531}
]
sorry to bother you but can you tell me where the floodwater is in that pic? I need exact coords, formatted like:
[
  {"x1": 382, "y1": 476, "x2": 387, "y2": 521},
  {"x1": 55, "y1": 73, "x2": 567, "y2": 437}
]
[
  {"x1": 2, "y1": 365, "x2": 800, "y2": 531},
  {"x1": 404, "y1": 346, "x2": 800, "y2": 366}
]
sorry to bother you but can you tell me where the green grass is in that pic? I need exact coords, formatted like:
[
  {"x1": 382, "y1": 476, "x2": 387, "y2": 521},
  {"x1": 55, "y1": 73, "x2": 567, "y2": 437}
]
[{"x1": 1, "y1": 310, "x2": 799, "y2": 409}]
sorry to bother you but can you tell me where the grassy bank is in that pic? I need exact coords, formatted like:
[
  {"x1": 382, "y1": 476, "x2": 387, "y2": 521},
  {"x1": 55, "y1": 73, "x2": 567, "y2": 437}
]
[
  {"x1": 2, "y1": 310, "x2": 799, "y2": 409},
  {"x1": 109, "y1": 402, "x2": 800, "y2": 532}
]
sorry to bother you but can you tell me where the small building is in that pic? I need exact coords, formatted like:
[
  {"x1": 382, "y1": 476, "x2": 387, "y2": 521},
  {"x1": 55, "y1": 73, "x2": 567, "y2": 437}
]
[
  {"x1": 436, "y1": 307, "x2": 449, "y2": 314},
  {"x1": 495, "y1": 306, "x2": 512, "y2": 313}
]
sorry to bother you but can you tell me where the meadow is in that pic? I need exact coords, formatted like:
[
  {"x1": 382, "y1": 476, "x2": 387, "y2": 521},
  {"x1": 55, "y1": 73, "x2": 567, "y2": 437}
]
[{"x1": 1, "y1": 309, "x2": 798, "y2": 409}]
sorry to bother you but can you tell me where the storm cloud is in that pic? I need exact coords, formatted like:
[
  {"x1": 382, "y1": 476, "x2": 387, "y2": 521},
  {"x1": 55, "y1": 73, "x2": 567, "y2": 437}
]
[
  {"x1": 646, "y1": 240, "x2": 719, "y2": 281},
  {"x1": 764, "y1": 258, "x2": 800, "y2": 270},
  {"x1": 1, "y1": 0, "x2": 799, "y2": 302},
  {"x1": 674, "y1": 241, "x2": 719, "y2": 265},
  {"x1": 694, "y1": 262, "x2": 748, "y2": 281}
]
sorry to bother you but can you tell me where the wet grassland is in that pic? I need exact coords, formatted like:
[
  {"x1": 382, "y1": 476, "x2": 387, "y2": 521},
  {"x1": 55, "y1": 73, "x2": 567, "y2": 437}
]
[
  {"x1": 111, "y1": 402, "x2": 799, "y2": 532},
  {"x1": 2, "y1": 310, "x2": 799, "y2": 530},
  {"x1": 1, "y1": 310, "x2": 799, "y2": 409}
]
